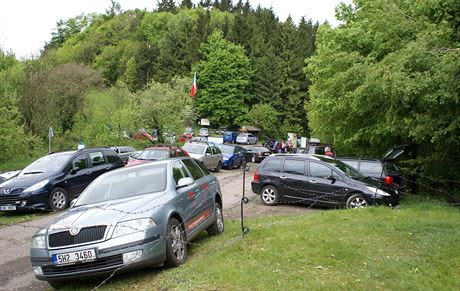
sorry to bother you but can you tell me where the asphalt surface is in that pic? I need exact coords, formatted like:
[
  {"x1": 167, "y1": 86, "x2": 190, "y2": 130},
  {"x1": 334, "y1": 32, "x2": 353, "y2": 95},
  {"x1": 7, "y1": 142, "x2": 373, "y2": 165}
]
[{"x1": 0, "y1": 165, "x2": 313, "y2": 290}]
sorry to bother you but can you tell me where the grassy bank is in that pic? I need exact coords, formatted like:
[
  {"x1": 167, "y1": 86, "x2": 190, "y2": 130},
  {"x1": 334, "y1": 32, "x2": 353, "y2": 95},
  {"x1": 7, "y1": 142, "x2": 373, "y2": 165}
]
[{"x1": 61, "y1": 197, "x2": 459, "y2": 290}]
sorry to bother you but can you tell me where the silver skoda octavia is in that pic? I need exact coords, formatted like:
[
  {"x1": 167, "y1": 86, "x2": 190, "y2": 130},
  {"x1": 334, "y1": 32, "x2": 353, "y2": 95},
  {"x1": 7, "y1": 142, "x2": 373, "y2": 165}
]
[{"x1": 30, "y1": 158, "x2": 224, "y2": 289}]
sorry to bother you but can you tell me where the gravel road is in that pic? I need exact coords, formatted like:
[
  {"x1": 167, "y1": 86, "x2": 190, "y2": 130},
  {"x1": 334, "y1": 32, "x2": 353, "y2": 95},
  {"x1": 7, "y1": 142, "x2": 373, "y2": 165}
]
[{"x1": 0, "y1": 166, "x2": 314, "y2": 290}]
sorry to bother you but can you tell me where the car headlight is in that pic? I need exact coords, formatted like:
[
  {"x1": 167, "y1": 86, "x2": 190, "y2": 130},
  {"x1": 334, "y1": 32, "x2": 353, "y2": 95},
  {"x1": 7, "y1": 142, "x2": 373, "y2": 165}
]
[
  {"x1": 366, "y1": 186, "x2": 391, "y2": 196},
  {"x1": 223, "y1": 157, "x2": 229, "y2": 161},
  {"x1": 24, "y1": 180, "x2": 49, "y2": 193},
  {"x1": 112, "y1": 218, "x2": 156, "y2": 238},
  {"x1": 31, "y1": 236, "x2": 46, "y2": 248}
]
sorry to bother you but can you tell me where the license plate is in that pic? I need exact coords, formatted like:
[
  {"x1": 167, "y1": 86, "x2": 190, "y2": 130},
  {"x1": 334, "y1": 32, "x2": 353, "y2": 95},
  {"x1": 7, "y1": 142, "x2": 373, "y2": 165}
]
[
  {"x1": 52, "y1": 249, "x2": 96, "y2": 265},
  {"x1": 0, "y1": 205, "x2": 16, "y2": 211}
]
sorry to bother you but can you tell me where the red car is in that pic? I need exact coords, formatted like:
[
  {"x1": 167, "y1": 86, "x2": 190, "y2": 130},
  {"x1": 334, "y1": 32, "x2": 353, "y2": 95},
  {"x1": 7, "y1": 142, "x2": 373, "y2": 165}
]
[
  {"x1": 126, "y1": 145, "x2": 189, "y2": 167},
  {"x1": 179, "y1": 133, "x2": 193, "y2": 143}
]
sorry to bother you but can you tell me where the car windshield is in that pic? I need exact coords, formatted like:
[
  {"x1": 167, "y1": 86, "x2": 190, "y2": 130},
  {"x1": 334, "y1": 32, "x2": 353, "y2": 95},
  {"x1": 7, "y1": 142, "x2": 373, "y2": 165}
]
[
  {"x1": 218, "y1": 145, "x2": 234, "y2": 154},
  {"x1": 75, "y1": 164, "x2": 167, "y2": 206},
  {"x1": 315, "y1": 156, "x2": 364, "y2": 179},
  {"x1": 183, "y1": 144, "x2": 205, "y2": 155},
  {"x1": 20, "y1": 152, "x2": 73, "y2": 175},
  {"x1": 137, "y1": 149, "x2": 169, "y2": 160}
]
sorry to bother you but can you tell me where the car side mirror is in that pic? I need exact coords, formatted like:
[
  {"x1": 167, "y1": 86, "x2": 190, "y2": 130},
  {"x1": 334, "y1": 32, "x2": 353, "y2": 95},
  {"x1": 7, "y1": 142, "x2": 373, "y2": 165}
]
[
  {"x1": 177, "y1": 177, "x2": 194, "y2": 189},
  {"x1": 327, "y1": 175, "x2": 336, "y2": 184},
  {"x1": 71, "y1": 165, "x2": 80, "y2": 173}
]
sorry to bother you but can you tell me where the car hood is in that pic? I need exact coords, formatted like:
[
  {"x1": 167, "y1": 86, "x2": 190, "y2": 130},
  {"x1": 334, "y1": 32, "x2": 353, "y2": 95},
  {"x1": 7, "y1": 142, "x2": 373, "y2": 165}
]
[
  {"x1": 222, "y1": 153, "x2": 234, "y2": 159},
  {"x1": 45, "y1": 192, "x2": 168, "y2": 233},
  {"x1": 0, "y1": 172, "x2": 54, "y2": 189}
]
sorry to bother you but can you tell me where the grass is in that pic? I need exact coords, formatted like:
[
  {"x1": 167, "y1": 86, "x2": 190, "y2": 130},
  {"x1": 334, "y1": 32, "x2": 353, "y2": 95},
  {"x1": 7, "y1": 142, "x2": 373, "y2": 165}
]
[
  {"x1": 58, "y1": 196, "x2": 459, "y2": 290},
  {"x1": 0, "y1": 210, "x2": 49, "y2": 227}
]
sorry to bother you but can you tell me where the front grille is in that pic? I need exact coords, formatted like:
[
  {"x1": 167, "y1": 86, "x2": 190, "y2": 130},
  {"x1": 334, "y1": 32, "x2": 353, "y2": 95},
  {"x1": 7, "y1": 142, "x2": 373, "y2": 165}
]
[
  {"x1": 42, "y1": 254, "x2": 123, "y2": 275},
  {"x1": 0, "y1": 195, "x2": 20, "y2": 205},
  {"x1": 49, "y1": 225, "x2": 107, "y2": 247}
]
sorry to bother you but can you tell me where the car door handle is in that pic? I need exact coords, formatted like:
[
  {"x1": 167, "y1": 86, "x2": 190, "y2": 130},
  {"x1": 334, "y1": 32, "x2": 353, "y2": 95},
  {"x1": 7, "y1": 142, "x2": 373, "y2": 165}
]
[
  {"x1": 309, "y1": 180, "x2": 317, "y2": 183},
  {"x1": 86, "y1": 172, "x2": 92, "y2": 175},
  {"x1": 280, "y1": 176, "x2": 286, "y2": 179},
  {"x1": 105, "y1": 166, "x2": 111, "y2": 170}
]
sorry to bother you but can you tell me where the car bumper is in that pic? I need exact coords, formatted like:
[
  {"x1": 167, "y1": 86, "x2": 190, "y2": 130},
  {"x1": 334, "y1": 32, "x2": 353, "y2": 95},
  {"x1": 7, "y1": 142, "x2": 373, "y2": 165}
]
[
  {"x1": 251, "y1": 182, "x2": 261, "y2": 194},
  {"x1": 369, "y1": 195, "x2": 400, "y2": 207},
  {"x1": 31, "y1": 232, "x2": 165, "y2": 281},
  {"x1": 0, "y1": 190, "x2": 50, "y2": 211}
]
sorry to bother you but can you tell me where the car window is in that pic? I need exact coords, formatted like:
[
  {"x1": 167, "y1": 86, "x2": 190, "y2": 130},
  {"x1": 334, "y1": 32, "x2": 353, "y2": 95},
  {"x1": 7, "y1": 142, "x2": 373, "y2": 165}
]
[
  {"x1": 89, "y1": 151, "x2": 106, "y2": 166},
  {"x1": 105, "y1": 150, "x2": 120, "y2": 163},
  {"x1": 283, "y1": 159, "x2": 305, "y2": 175},
  {"x1": 182, "y1": 159, "x2": 205, "y2": 180},
  {"x1": 183, "y1": 144, "x2": 205, "y2": 155},
  {"x1": 206, "y1": 147, "x2": 212, "y2": 155},
  {"x1": 262, "y1": 158, "x2": 282, "y2": 172},
  {"x1": 73, "y1": 155, "x2": 88, "y2": 170},
  {"x1": 193, "y1": 159, "x2": 211, "y2": 175},
  {"x1": 138, "y1": 149, "x2": 169, "y2": 160},
  {"x1": 21, "y1": 152, "x2": 73, "y2": 175},
  {"x1": 172, "y1": 161, "x2": 187, "y2": 184},
  {"x1": 341, "y1": 160, "x2": 359, "y2": 169},
  {"x1": 309, "y1": 162, "x2": 333, "y2": 178},
  {"x1": 359, "y1": 161, "x2": 382, "y2": 176}
]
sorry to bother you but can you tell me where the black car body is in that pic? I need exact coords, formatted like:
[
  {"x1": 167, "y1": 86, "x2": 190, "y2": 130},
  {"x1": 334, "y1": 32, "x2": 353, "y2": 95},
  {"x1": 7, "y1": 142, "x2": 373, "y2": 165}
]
[
  {"x1": 251, "y1": 154, "x2": 399, "y2": 208},
  {"x1": 337, "y1": 145, "x2": 406, "y2": 190},
  {"x1": 246, "y1": 146, "x2": 271, "y2": 163},
  {"x1": 0, "y1": 148, "x2": 123, "y2": 211}
]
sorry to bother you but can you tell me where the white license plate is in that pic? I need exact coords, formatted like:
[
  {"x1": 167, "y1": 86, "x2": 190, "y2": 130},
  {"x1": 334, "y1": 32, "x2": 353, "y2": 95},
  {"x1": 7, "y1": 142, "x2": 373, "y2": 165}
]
[
  {"x1": 0, "y1": 205, "x2": 16, "y2": 211},
  {"x1": 52, "y1": 249, "x2": 96, "y2": 265}
]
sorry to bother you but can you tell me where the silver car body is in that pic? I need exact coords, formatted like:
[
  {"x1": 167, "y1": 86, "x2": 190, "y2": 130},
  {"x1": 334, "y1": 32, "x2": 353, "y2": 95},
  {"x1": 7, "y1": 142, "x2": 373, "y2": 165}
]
[
  {"x1": 182, "y1": 142, "x2": 223, "y2": 170},
  {"x1": 236, "y1": 133, "x2": 258, "y2": 145},
  {"x1": 30, "y1": 158, "x2": 222, "y2": 282}
]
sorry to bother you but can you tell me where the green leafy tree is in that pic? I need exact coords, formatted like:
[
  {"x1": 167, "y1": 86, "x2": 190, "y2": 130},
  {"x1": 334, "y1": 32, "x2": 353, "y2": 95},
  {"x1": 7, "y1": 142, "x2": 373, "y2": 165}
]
[
  {"x1": 194, "y1": 30, "x2": 252, "y2": 127},
  {"x1": 246, "y1": 103, "x2": 280, "y2": 139},
  {"x1": 157, "y1": 0, "x2": 176, "y2": 13}
]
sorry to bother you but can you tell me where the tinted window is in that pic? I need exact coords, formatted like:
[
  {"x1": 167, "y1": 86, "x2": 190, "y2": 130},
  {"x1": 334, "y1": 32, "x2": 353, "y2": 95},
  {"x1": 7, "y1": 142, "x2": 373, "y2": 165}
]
[
  {"x1": 206, "y1": 147, "x2": 212, "y2": 155},
  {"x1": 193, "y1": 159, "x2": 211, "y2": 175},
  {"x1": 309, "y1": 162, "x2": 333, "y2": 178},
  {"x1": 262, "y1": 158, "x2": 282, "y2": 172},
  {"x1": 360, "y1": 161, "x2": 382, "y2": 176},
  {"x1": 73, "y1": 155, "x2": 88, "y2": 170},
  {"x1": 182, "y1": 159, "x2": 205, "y2": 180},
  {"x1": 341, "y1": 160, "x2": 359, "y2": 169},
  {"x1": 90, "y1": 151, "x2": 106, "y2": 166},
  {"x1": 283, "y1": 159, "x2": 305, "y2": 175},
  {"x1": 172, "y1": 161, "x2": 187, "y2": 184},
  {"x1": 105, "y1": 151, "x2": 121, "y2": 163}
]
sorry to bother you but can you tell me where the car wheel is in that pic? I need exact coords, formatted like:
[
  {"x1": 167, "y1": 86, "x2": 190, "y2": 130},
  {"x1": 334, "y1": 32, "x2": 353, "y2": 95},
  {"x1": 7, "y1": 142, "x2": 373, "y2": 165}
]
[
  {"x1": 207, "y1": 203, "x2": 224, "y2": 236},
  {"x1": 164, "y1": 218, "x2": 187, "y2": 268},
  {"x1": 49, "y1": 188, "x2": 69, "y2": 211},
  {"x1": 47, "y1": 280, "x2": 65, "y2": 289},
  {"x1": 346, "y1": 194, "x2": 368, "y2": 209},
  {"x1": 260, "y1": 185, "x2": 278, "y2": 205},
  {"x1": 251, "y1": 155, "x2": 256, "y2": 163},
  {"x1": 215, "y1": 161, "x2": 222, "y2": 172}
]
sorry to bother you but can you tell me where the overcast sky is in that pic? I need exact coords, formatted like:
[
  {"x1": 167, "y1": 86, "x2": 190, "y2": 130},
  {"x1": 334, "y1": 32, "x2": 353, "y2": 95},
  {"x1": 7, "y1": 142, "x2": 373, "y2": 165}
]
[{"x1": 0, "y1": 0, "x2": 351, "y2": 59}]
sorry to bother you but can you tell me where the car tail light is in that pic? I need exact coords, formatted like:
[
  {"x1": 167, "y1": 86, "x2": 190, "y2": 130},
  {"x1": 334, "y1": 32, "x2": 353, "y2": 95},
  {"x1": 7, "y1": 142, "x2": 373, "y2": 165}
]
[
  {"x1": 253, "y1": 168, "x2": 259, "y2": 182},
  {"x1": 384, "y1": 176, "x2": 393, "y2": 185}
]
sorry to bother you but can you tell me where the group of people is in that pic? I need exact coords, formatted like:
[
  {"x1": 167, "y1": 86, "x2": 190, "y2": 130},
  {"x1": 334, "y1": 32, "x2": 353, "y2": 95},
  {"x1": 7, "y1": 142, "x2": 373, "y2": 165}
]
[{"x1": 265, "y1": 139, "x2": 294, "y2": 153}]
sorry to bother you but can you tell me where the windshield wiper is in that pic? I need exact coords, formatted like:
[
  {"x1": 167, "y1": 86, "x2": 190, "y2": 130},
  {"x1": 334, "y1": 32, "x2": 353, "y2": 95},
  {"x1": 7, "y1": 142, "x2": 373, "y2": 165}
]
[{"x1": 23, "y1": 171, "x2": 44, "y2": 175}]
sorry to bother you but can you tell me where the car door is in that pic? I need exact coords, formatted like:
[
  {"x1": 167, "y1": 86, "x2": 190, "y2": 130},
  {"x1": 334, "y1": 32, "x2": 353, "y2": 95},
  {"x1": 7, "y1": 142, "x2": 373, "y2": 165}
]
[
  {"x1": 211, "y1": 146, "x2": 223, "y2": 168},
  {"x1": 306, "y1": 161, "x2": 348, "y2": 205},
  {"x1": 203, "y1": 146, "x2": 213, "y2": 168},
  {"x1": 88, "y1": 151, "x2": 112, "y2": 184},
  {"x1": 66, "y1": 154, "x2": 92, "y2": 197},
  {"x1": 278, "y1": 158, "x2": 310, "y2": 203},
  {"x1": 180, "y1": 159, "x2": 210, "y2": 238}
]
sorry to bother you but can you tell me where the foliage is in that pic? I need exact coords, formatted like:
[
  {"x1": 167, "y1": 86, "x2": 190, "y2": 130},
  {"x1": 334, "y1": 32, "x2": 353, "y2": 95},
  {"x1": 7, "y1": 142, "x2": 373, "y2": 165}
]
[
  {"x1": 246, "y1": 103, "x2": 280, "y2": 139},
  {"x1": 306, "y1": 0, "x2": 460, "y2": 194},
  {"x1": 194, "y1": 30, "x2": 252, "y2": 127}
]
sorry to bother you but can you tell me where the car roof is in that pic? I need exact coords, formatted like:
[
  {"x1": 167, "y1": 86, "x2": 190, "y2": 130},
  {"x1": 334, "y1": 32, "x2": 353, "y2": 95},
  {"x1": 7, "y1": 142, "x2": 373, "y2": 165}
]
[{"x1": 337, "y1": 157, "x2": 381, "y2": 162}]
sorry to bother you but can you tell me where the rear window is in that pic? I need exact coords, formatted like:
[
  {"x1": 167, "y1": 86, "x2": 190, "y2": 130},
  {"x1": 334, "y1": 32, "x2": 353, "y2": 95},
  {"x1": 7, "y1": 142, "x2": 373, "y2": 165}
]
[
  {"x1": 262, "y1": 158, "x2": 282, "y2": 172},
  {"x1": 359, "y1": 161, "x2": 382, "y2": 176}
]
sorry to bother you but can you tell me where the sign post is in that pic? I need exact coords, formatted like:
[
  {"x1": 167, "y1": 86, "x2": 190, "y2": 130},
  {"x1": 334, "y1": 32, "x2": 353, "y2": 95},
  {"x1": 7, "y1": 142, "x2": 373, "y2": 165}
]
[{"x1": 48, "y1": 127, "x2": 54, "y2": 153}]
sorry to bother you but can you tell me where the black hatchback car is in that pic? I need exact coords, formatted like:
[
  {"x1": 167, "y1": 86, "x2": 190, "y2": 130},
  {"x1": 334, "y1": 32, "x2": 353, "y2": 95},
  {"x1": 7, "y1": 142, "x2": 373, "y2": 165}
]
[
  {"x1": 0, "y1": 148, "x2": 123, "y2": 212},
  {"x1": 252, "y1": 154, "x2": 399, "y2": 209}
]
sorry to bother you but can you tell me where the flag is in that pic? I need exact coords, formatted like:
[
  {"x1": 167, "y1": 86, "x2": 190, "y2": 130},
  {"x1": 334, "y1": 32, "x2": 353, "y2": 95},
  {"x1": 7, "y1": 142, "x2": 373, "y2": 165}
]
[{"x1": 190, "y1": 71, "x2": 197, "y2": 97}]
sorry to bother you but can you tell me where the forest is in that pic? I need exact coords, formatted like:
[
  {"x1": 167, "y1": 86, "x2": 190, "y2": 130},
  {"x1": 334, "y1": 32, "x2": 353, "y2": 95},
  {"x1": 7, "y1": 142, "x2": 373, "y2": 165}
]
[{"x1": 0, "y1": 0, "x2": 459, "y2": 197}]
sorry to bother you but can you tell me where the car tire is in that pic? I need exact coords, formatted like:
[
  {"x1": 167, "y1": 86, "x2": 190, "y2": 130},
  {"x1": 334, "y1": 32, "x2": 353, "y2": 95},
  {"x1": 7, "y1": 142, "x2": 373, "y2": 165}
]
[
  {"x1": 346, "y1": 194, "x2": 368, "y2": 209},
  {"x1": 164, "y1": 218, "x2": 187, "y2": 268},
  {"x1": 251, "y1": 155, "x2": 256, "y2": 163},
  {"x1": 260, "y1": 185, "x2": 278, "y2": 205},
  {"x1": 49, "y1": 188, "x2": 69, "y2": 211},
  {"x1": 47, "y1": 280, "x2": 65, "y2": 289},
  {"x1": 215, "y1": 161, "x2": 222, "y2": 172},
  {"x1": 228, "y1": 160, "x2": 233, "y2": 170},
  {"x1": 207, "y1": 203, "x2": 224, "y2": 236}
]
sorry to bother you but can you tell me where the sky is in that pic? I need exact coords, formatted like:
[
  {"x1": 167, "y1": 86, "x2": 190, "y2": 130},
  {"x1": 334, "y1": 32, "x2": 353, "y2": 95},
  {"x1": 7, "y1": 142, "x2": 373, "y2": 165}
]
[{"x1": 0, "y1": 0, "x2": 352, "y2": 59}]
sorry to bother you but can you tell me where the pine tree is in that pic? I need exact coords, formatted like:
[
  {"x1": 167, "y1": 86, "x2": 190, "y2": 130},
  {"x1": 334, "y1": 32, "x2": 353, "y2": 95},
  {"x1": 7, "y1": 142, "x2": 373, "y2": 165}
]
[{"x1": 157, "y1": 0, "x2": 176, "y2": 12}]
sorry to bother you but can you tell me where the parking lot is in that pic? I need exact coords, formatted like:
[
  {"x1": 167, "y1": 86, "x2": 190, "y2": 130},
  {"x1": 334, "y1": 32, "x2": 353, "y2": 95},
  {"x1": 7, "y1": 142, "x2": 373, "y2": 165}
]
[{"x1": 0, "y1": 166, "x2": 314, "y2": 291}]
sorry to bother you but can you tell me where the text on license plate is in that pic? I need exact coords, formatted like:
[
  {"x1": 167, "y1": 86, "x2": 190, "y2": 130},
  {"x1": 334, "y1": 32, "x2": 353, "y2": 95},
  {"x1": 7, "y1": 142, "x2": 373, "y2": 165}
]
[{"x1": 52, "y1": 249, "x2": 96, "y2": 265}]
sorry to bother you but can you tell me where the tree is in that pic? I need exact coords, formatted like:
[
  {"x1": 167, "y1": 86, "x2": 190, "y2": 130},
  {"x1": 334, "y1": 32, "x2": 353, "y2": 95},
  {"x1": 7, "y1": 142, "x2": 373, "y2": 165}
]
[
  {"x1": 157, "y1": 0, "x2": 176, "y2": 13},
  {"x1": 246, "y1": 103, "x2": 280, "y2": 139},
  {"x1": 180, "y1": 0, "x2": 193, "y2": 9},
  {"x1": 194, "y1": 30, "x2": 252, "y2": 127}
]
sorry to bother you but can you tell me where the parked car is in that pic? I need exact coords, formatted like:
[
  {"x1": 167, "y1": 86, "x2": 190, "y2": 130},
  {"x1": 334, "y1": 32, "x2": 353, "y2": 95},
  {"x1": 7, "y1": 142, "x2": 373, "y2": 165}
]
[
  {"x1": 252, "y1": 154, "x2": 400, "y2": 209},
  {"x1": 178, "y1": 133, "x2": 193, "y2": 143},
  {"x1": 110, "y1": 146, "x2": 137, "y2": 164},
  {"x1": 217, "y1": 145, "x2": 245, "y2": 169},
  {"x1": 199, "y1": 127, "x2": 209, "y2": 137},
  {"x1": 296, "y1": 138, "x2": 336, "y2": 157},
  {"x1": 236, "y1": 133, "x2": 258, "y2": 145},
  {"x1": 337, "y1": 145, "x2": 406, "y2": 190},
  {"x1": 215, "y1": 127, "x2": 228, "y2": 135},
  {"x1": 223, "y1": 131, "x2": 239, "y2": 144},
  {"x1": 246, "y1": 146, "x2": 272, "y2": 163},
  {"x1": 126, "y1": 145, "x2": 189, "y2": 167},
  {"x1": 0, "y1": 176, "x2": 6, "y2": 184},
  {"x1": 182, "y1": 141, "x2": 223, "y2": 171},
  {"x1": 30, "y1": 157, "x2": 224, "y2": 289},
  {"x1": 0, "y1": 148, "x2": 124, "y2": 212}
]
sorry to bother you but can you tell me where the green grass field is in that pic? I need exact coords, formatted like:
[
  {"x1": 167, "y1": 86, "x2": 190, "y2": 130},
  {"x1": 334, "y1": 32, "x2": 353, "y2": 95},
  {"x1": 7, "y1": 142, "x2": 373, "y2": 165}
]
[{"x1": 57, "y1": 196, "x2": 459, "y2": 290}]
